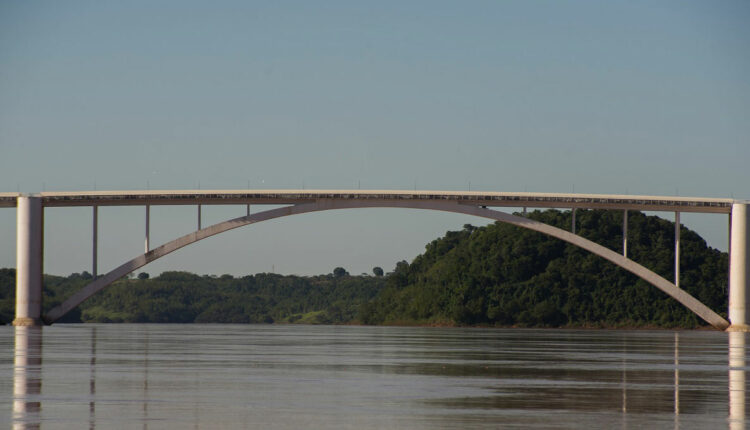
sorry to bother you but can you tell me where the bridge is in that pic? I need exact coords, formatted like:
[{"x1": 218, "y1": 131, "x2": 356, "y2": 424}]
[{"x1": 1, "y1": 190, "x2": 748, "y2": 331}]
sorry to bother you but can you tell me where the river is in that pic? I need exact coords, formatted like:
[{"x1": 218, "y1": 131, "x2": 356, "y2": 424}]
[{"x1": 1, "y1": 324, "x2": 747, "y2": 429}]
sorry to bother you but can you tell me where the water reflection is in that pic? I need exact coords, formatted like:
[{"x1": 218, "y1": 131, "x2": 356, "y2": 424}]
[
  {"x1": 142, "y1": 331, "x2": 149, "y2": 430},
  {"x1": 89, "y1": 327, "x2": 96, "y2": 430},
  {"x1": 12, "y1": 326, "x2": 42, "y2": 430},
  {"x1": 729, "y1": 332, "x2": 746, "y2": 430},
  {"x1": 6, "y1": 326, "x2": 750, "y2": 429},
  {"x1": 675, "y1": 332, "x2": 680, "y2": 429},
  {"x1": 622, "y1": 339, "x2": 627, "y2": 415}
]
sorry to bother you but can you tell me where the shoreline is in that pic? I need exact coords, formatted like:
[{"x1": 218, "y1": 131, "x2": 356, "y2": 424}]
[{"x1": 11, "y1": 320, "x2": 720, "y2": 331}]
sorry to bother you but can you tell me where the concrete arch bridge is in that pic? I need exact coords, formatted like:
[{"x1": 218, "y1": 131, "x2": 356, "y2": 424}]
[{"x1": 0, "y1": 190, "x2": 747, "y2": 331}]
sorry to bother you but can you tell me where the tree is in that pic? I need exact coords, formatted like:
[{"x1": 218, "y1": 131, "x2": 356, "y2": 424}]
[
  {"x1": 359, "y1": 210, "x2": 728, "y2": 328},
  {"x1": 372, "y1": 267, "x2": 384, "y2": 277},
  {"x1": 138, "y1": 272, "x2": 150, "y2": 280},
  {"x1": 333, "y1": 267, "x2": 349, "y2": 278}
]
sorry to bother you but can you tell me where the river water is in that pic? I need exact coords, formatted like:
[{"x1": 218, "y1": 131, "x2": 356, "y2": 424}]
[{"x1": 1, "y1": 324, "x2": 747, "y2": 429}]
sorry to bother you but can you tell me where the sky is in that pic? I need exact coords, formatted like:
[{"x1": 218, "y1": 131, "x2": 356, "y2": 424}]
[{"x1": 1, "y1": 0, "x2": 748, "y2": 277}]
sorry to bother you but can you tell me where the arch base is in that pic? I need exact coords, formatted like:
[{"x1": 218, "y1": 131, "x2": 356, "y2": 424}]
[
  {"x1": 726, "y1": 324, "x2": 750, "y2": 333},
  {"x1": 12, "y1": 317, "x2": 43, "y2": 327}
]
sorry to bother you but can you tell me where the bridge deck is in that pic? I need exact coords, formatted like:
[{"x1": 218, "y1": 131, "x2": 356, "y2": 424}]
[
  {"x1": 0, "y1": 190, "x2": 735, "y2": 213},
  {"x1": 0, "y1": 193, "x2": 21, "y2": 208}
]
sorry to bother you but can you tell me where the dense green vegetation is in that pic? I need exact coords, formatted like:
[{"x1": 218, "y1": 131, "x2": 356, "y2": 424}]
[
  {"x1": 0, "y1": 268, "x2": 385, "y2": 324},
  {"x1": 0, "y1": 209, "x2": 729, "y2": 328},
  {"x1": 360, "y1": 210, "x2": 728, "y2": 328}
]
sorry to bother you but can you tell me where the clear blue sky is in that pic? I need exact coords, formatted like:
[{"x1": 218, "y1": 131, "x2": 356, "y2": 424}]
[{"x1": 1, "y1": 1, "x2": 748, "y2": 277}]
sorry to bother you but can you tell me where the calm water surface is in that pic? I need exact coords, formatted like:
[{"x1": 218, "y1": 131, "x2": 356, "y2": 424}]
[{"x1": 1, "y1": 324, "x2": 747, "y2": 429}]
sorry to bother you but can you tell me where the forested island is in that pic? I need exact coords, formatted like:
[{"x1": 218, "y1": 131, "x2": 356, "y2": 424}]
[{"x1": 0, "y1": 209, "x2": 729, "y2": 328}]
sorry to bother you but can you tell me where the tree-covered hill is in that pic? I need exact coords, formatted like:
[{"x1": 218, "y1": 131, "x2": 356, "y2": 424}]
[
  {"x1": 0, "y1": 209, "x2": 729, "y2": 328},
  {"x1": 359, "y1": 209, "x2": 728, "y2": 328}
]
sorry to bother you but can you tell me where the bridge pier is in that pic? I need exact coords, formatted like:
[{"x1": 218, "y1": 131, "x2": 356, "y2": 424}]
[
  {"x1": 13, "y1": 197, "x2": 43, "y2": 326},
  {"x1": 728, "y1": 203, "x2": 750, "y2": 332}
]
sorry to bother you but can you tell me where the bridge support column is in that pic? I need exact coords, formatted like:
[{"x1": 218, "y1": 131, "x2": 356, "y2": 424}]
[
  {"x1": 675, "y1": 212, "x2": 680, "y2": 288},
  {"x1": 623, "y1": 210, "x2": 628, "y2": 257},
  {"x1": 145, "y1": 205, "x2": 150, "y2": 253},
  {"x1": 571, "y1": 208, "x2": 576, "y2": 234},
  {"x1": 728, "y1": 203, "x2": 750, "y2": 331},
  {"x1": 92, "y1": 205, "x2": 98, "y2": 279},
  {"x1": 13, "y1": 197, "x2": 43, "y2": 326}
]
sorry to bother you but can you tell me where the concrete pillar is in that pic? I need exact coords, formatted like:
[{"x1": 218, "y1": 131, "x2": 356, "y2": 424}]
[
  {"x1": 92, "y1": 205, "x2": 98, "y2": 279},
  {"x1": 675, "y1": 211, "x2": 680, "y2": 288},
  {"x1": 623, "y1": 210, "x2": 628, "y2": 257},
  {"x1": 728, "y1": 203, "x2": 750, "y2": 331},
  {"x1": 145, "y1": 205, "x2": 150, "y2": 253},
  {"x1": 571, "y1": 208, "x2": 576, "y2": 234},
  {"x1": 13, "y1": 197, "x2": 43, "y2": 326}
]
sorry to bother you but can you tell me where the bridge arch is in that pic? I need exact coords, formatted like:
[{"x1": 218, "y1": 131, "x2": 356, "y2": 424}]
[{"x1": 43, "y1": 200, "x2": 730, "y2": 330}]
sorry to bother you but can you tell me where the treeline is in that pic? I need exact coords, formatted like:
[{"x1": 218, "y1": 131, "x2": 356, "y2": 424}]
[
  {"x1": 0, "y1": 209, "x2": 729, "y2": 328},
  {"x1": 0, "y1": 269, "x2": 385, "y2": 325}
]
